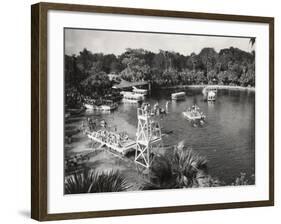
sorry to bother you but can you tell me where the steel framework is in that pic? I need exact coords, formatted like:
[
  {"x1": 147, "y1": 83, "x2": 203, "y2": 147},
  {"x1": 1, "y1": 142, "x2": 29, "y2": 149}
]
[{"x1": 135, "y1": 108, "x2": 162, "y2": 168}]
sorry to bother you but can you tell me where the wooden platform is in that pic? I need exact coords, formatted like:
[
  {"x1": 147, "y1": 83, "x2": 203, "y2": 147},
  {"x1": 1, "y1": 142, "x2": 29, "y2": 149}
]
[{"x1": 87, "y1": 131, "x2": 137, "y2": 155}]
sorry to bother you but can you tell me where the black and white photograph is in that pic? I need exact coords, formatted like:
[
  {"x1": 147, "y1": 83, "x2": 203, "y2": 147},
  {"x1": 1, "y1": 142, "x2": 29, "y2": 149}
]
[{"x1": 64, "y1": 28, "x2": 255, "y2": 194}]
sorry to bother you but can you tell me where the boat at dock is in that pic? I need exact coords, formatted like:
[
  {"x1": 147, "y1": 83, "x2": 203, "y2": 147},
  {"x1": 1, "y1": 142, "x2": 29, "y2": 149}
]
[
  {"x1": 203, "y1": 86, "x2": 218, "y2": 101},
  {"x1": 121, "y1": 91, "x2": 144, "y2": 103},
  {"x1": 132, "y1": 86, "x2": 148, "y2": 96},
  {"x1": 99, "y1": 103, "x2": 118, "y2": 111},
  {"x1": 207, "y1": 91, "x2": 216, "y2": 101},
  {"x1": 202, "y1": 86, "x2": 218, "y2": 95},
  {"x1": 84, "y1": 102, "x2": 118, "y2": 111},
  {"x1": 171, "y1": 92, "x2": 186, "y2": 100},
  {"x1": 65, "y1": 107, "x2": 85, "y2": 115},
  {"x1": 84, "y1": 103, "x2": 96, "y2": 110}
]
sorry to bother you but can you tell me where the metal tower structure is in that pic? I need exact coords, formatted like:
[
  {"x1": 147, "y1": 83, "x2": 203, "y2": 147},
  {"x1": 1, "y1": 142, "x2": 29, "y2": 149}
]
[{"x1": 135, "y1": 107, "x2": 162, "y2": 168}]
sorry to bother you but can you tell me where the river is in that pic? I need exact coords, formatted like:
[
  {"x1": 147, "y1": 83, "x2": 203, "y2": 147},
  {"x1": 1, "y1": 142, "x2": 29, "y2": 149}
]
[{"x1": 66, "y1": 87, "x2": 255, "y2": 184}]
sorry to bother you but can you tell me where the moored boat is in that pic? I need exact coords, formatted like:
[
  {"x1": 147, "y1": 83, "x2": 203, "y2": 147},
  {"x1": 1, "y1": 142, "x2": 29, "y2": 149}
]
[
  {"x1": 132, "y1": 86, "x2": 148, "y2": 96},
  {"x1": 84, "y1": 103, "x2": 118, "y2": 111},
  {"x1": 202, "y1": 86, "x2": 218, "y2": 95},
  {"x1": 84, "y1": 103, "x2": 96, "y2": 110},
  {"x1": 66, "y1": 107, "x2": 86, "y2": 115},
  {"x1": 99, "y1": 103, "x2": 118, "y2": 111},
  {"x1": 171, "y1": 92, "x2": 186, "y2": 100},
  {"x1": 207, "y1": 91, "x2": 216, "y2": 101},
  {"x1": 121, "y1": 91, "x2": 144, "y2": 103}
]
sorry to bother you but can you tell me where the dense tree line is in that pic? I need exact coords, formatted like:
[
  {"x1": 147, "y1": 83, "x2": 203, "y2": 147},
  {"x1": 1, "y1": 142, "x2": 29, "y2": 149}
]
[{"x1": 65, "y1": 46, "x2": 255, "y2": 98}]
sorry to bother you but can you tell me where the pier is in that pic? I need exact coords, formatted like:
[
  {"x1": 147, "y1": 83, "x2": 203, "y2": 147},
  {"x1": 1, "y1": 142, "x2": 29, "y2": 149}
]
[
  {"x1": 87, "y1": 129, "x2": 137, "y2": 155},
  {"x1": 86, "y1": 107, "x2": 162, "y2": 168}
]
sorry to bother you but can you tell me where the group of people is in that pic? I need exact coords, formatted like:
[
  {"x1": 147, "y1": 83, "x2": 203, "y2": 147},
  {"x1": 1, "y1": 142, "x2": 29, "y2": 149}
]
[
  {"x1": 186, "y1": 104, "x2": 200, "y2": 113},
  {"x1": 186, "y1": 104, "x2": 206, "y2": 124},
  {"x1": 186, "y1": 104, "x2": 205, "y2": 119},
  {"x1": 81, "y1": 117, "x2": 132, "y2": 148},
  {"x1": 140, "y1": 101, "x2": 170, "y2": 116},
  {"x1": 81, "y1": 118, "x2": 108, "y2": 133},
  {"x1": 65, "y1": 89, "x2": 84, "y2": 108},
  {"x1": 95, "y1": 130, "x2": 130, "y2": 148}
]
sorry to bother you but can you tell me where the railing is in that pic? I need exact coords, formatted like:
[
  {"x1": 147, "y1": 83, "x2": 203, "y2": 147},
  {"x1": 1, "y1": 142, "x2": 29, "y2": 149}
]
[
  {"x1": 137, "y1": 107, "x2": 152, "y2": 117},
  {"x1": 89, "y1": 130, "x2": 130, "y2": 147}
]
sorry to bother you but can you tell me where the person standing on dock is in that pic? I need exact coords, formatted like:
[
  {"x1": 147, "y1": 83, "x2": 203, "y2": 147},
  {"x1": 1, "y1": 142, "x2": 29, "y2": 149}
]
[
  {"x1": 165, "y1": 101, "x2": 169, "y2": 113},
  {"x1": 100, "y1": 120, "x2": 107, "y2": 129},
  {"x1": 154, "y1": 102, "x2": 159, "y2": 115}
]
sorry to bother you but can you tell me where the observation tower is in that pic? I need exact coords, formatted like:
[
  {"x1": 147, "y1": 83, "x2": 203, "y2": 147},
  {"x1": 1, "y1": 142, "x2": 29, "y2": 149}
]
[{"x1": 135, "y1": 107, "x2": 162, "y2": 168}]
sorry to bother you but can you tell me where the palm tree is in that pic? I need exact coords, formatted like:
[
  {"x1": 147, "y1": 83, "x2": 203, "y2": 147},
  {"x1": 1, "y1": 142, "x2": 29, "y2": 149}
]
[
  {"x1": 143, "y1": 153, "x2": 176, "y2": 190},
  {"x1": 65, "y1": 169, "x2": 133, "y2": 194},
  {"x1": 249, "y1": 37, "x2": 256, "y2": 47},
  {"x1": 172, "y1": 143, "x2": 208, "y2": 188},
  {"x1": 144, "y1": 142, "x2": 209, "y2": 189}
]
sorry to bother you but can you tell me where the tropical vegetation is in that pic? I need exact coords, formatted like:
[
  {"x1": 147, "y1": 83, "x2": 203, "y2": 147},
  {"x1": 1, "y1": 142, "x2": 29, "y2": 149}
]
[
  {"x1": 65, "y1": 46, "x2": 255, "y2": 93},
  {"x1": 65, "y1": 169, "x2": 133, "y2": 194},
  {"x1": 65, "y1": 142, "x2": 254, "y2": 194},
  {"x1": 143, "y1": 142, "x2": 221, "y2": 190}
]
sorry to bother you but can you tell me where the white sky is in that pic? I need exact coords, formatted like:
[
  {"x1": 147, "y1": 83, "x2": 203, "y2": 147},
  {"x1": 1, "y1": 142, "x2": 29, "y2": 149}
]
[{"x1": 65, "y1": 28, "x2": 253, "y2": 56}]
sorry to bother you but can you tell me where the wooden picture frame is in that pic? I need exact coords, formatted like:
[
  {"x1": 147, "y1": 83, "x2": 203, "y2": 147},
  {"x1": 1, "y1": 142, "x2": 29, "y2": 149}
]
[{"x1": 31, "y1": 2, "x2": 274, "y2": 221}]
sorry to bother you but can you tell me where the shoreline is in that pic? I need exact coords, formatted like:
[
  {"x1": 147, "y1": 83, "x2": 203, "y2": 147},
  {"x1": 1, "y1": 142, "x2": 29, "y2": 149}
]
[{"x1": 154, "y1": 84, "x2": 255, "y2": 91}]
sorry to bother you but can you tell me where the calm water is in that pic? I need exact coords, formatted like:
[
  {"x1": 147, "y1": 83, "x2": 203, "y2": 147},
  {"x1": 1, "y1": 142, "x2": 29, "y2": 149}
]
[{"x1": 80, "y1": 88, "x2": 255, "y2": 184}]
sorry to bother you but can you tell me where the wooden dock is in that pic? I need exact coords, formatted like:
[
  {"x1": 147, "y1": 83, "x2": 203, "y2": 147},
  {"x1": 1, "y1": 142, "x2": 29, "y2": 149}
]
[{"x1": 87, "y1": 130, "x2": 137, "y2": 155}]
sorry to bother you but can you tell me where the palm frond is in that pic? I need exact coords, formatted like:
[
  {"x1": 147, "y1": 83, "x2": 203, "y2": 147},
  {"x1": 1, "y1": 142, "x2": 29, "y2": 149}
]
[
  {"x1": 145, "y1": 143, "x2": 209, "y2": 189},
  {"x1": 144, "y1": 154, "x2": 176, "y2": 189},
  {"x1": 249, "y1": 37, "x2": 256, "y2": 47},
  {"x1": 64, "y1": 169, "x2": 93, "y2": 194},
  {"x1": 172, "y1": 146, "x2": 207, "y2": 186},
  {"x1": 88, "y1": 170, "x2": 133, "y2": 193},
  {"x1": 65, "y1": 169, "x2": 133, "y2": 194}
]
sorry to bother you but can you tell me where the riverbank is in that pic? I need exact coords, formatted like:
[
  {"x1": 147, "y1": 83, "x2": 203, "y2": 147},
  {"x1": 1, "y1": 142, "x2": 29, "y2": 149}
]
[{"x1": 155, "y1": 84, "x2": 255, "y2": 91}]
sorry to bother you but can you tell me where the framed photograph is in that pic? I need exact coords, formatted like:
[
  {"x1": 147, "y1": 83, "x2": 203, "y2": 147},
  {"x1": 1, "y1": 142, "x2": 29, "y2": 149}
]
[{"x1": 31, "y1": 2, "x2": 274, "y2": 221}]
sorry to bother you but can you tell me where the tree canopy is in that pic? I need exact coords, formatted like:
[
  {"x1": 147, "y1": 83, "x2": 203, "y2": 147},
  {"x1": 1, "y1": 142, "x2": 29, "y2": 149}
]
[{"x1": 65, "y1": 46, "x2": 255, "y2": 99}]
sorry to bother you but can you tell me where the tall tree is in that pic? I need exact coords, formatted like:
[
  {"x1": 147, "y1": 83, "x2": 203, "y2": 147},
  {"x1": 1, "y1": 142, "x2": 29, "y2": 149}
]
[{"x1": 199, "y1": 48, "x2": 218, "y2": 73}]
